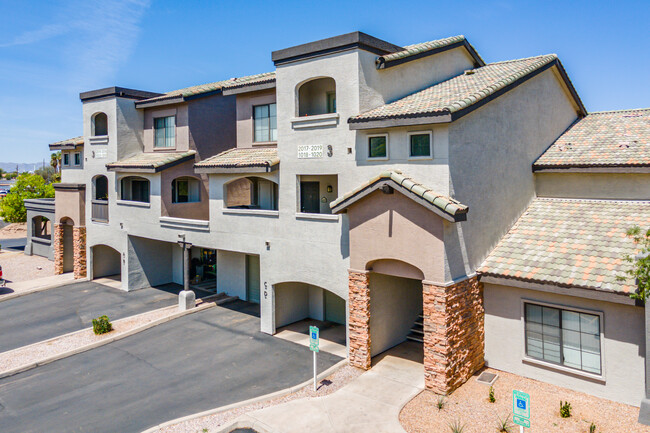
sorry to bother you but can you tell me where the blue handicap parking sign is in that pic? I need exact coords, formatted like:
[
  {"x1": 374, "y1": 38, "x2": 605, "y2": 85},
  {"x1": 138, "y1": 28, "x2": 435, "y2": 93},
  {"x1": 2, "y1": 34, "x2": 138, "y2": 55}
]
[
  {"x1": 517, "y1": 399, "x2": 526, "y2": 410},
  {"x1": 311, "y1": 332, "x2": 317, "y2": 339}
]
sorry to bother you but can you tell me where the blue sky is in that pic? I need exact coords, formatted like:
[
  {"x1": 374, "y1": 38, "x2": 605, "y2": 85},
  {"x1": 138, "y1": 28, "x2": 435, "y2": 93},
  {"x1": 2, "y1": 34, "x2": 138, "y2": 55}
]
[{"x1": 1, "y1": 0, "x2": 648, "y2": 163}]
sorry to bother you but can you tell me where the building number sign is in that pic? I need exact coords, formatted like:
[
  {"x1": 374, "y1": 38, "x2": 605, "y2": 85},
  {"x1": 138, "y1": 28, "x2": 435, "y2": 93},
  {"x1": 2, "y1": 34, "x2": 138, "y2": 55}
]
[{"x1": 297, "y1": 144, "x2": 323, "y2": 159}]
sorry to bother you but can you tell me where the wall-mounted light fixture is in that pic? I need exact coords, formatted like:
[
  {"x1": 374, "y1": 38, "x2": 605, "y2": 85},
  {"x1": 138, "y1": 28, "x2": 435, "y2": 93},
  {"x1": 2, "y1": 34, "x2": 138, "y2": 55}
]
[{"x1": 326, "y1": 185, "x2": 333, "y2": 193}]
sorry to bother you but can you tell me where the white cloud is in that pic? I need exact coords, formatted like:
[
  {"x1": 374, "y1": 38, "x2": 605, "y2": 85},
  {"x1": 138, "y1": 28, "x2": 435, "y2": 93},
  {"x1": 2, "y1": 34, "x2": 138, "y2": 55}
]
[{"x1": 0, "y1": 23, "x2": 72, "y2": 48}]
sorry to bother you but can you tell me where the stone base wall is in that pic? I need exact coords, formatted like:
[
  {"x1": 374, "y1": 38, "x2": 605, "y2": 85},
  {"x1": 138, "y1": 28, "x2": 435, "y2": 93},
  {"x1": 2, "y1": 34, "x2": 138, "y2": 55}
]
[
  {"x1": 423, "y1": 276, "x2": 484, "y2": 394},
  {"x1": 348, "y1": 270, "x2": 371, "y2": 370},
  {"x1": 53, "y1": 223, "x2": 64, "y2": 275},
  {"x1": 73, "y1": 226, "x2": 87, "y2": 279}
]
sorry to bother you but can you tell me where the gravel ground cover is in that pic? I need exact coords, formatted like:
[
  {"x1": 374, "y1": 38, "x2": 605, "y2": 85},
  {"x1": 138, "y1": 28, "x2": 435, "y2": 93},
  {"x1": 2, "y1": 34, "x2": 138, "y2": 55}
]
[
  {"x1": 0, "y1": 305, "x2": 177, "y2": 374},
  {"x1": 400, "y1": 367, "x2": 649, "y2": 433},
  {"x1": 0, "y1": 223, "x2": 26, "y2": 239},
  {"x1": 0, "y1": 251, "x2": 53, "y2": 282},
  {"x1": 156, "y1": 364, "x2": 363, "y2": 433}
]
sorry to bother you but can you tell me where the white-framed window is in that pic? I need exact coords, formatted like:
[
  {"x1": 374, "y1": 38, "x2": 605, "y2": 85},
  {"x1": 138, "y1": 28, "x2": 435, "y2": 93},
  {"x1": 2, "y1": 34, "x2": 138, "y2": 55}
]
[
  {"x1": 172, "y1": 177, "x2": 200, "y2": 203},
  {"x1": 253, "y1": 103, "x2": 277, "y2": 142},
  {"x1": 154, "y1": 116, "x2": 176, "y2": 148},
  {"x1": 367, "y1": 133, "x2": 388, "y2": 160},
  {"x1": 524, "y1": 302, "x2": 602, "y2": 375},
  {"x1": 407, "y1": 131, "x2": 433, "y2": 159},
  {"x1": 73, "y1": 152, "x2": 81, "y2": 166},
  {"x1": 62, "y1": 153, "x2": 70, "y2": 166}
]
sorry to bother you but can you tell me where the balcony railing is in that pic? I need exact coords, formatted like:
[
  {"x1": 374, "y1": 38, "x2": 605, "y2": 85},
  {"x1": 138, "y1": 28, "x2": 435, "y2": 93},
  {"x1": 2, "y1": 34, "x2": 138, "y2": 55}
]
[{"x1": 92, "y1": 199, "x2": 108, "y2": 222}]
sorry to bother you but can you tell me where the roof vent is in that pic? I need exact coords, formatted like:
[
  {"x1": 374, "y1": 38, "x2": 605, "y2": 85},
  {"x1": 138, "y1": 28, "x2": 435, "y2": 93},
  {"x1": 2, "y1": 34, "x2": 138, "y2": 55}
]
[
  {"x1": 230, "y1": 77, "x2": 237, "y2": 81},
  {"x1": 464, "y1": 69, "x2": 476, "y2": 75}
]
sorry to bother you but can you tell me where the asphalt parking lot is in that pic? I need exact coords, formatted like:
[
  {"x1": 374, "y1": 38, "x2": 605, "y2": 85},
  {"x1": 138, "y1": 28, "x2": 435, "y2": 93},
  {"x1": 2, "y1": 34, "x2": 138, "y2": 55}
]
[{"x1": 0, "y1": 301, "x2": 342, "y2": 433}]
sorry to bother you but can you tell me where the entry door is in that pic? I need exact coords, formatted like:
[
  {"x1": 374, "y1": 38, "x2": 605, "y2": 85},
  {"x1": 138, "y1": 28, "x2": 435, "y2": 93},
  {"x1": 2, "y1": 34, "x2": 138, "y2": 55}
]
[
  {"x1": 246, "y1": 255, "x2": 260, "y2": 304},
  {"x1": 300, "y1": 182, "x2": 320, "y2": 213},
  {"x1": 324, "y1": 291, "x2": 346, "y2": 325}
]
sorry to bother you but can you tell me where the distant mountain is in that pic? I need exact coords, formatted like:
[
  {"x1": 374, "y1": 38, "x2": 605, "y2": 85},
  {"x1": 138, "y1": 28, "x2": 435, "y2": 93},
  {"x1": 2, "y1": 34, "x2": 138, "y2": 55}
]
[{"x1": 0, "y1": 162, "x2": 49, "y2": 173}]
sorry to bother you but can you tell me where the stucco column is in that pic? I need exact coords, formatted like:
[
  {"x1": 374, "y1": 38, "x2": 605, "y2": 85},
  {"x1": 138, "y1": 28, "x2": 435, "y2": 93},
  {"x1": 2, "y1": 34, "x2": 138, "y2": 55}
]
[
  {"x1": 348, "y1": 270, "x2": 371, "y2": 370},
  {"x1": 53, "y1": 223, "x2": 64, "y2": 275},
  {"x1": 423, "y1": 277, "x2": 485, "y2": 395},
  {"x1": 72, "y1": 226, "x2": 87, "y2": 279}
]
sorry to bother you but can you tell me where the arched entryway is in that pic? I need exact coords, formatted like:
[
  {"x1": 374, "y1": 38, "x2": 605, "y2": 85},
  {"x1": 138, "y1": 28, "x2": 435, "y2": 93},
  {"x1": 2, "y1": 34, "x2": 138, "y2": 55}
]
[
  {"x1": 92, "y1": 244, "x2": 121, "y2": 281},
  {"x1": 59, "y1": 217, "x2": 74, "y2": 273}
]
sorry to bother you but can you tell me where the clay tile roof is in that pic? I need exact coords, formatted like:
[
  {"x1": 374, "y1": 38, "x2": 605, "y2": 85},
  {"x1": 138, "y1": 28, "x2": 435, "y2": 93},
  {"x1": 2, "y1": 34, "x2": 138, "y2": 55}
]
[
  {"x1": 48, "y1": 136, "x2": 84, "y2": 150},
  {"x1": 331, "y1": 170, "x2": 468, "y2": 222},
  {"x1": 106, "y1": 151, "x2": 196, "y2": 173},
  {"x1": 376, "y1": 35, "x2": 484, "y2": 68},
  {"x1": 136, "y1": 72, "x2": 276, "y2": 106},
  {"x1": 350, "y1": 54, "x2": 579, "y2": 123},
  {"x1": 534, "y1": 108, "x2": 650, "y2": 170},
  {"x1": 194, "y1": 147, "x2": 279, "y2": 173},
  {"x1": 479, "y1": 198, "x2": 650, "y2": 294}
]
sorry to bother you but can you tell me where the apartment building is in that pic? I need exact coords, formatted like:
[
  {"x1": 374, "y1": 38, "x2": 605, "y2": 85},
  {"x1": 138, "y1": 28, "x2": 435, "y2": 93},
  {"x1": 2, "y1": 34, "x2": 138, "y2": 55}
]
[{"x1": 46, "y1": 31, "x2": 650, "y2": 418}]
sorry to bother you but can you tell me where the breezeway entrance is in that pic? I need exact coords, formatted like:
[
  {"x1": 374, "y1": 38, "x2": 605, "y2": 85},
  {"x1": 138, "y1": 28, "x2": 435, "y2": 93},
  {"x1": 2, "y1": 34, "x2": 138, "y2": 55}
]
[{"x1": 91, "y1": 245, "x2": 121, "y2": 282}]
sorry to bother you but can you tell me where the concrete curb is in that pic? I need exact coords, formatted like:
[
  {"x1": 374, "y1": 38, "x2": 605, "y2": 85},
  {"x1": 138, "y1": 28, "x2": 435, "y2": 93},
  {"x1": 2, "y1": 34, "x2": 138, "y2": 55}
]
[
  {"x1": 0, "y1": 295, "x2": 232, "y2": 380},
  {"x1": 141, "y1": 358, "x2": 349, "y2": 433},
  {"x1": 0, "y1": 275, "x2": 83, "y2": 303}
]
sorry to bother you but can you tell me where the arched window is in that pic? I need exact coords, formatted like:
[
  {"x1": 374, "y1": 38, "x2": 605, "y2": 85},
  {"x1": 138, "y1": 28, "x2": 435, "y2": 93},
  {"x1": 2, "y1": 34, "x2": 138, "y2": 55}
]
[
  {"x1": 120, "y1": 176, "x2": 150, "y2": 203},
  {"x1": 171, "y1": 177, "x2": 200, "y2": 203},
  {"x1": 225, "y1": 177, "x2": 278, "y2": 210},
  {"x1": 94, "y1": 175, "x2": 108, "y2": 200},
  {"x1": 298, "y1": 77, "x2": 336, "y2": 117},
  {"x1": 92, "y1": 112, "x2": 108, "y2": 136}
]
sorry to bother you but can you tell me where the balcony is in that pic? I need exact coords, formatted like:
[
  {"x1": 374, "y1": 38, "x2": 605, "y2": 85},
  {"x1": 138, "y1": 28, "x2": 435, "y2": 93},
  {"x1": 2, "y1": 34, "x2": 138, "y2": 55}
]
[{"x1": 91, "y1": 200, "x2": 109, "y2": 223}]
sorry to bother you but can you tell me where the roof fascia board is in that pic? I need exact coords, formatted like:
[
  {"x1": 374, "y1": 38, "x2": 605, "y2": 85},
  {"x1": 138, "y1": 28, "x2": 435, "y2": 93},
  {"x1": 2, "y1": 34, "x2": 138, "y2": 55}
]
[
  {"x1": 332, "y1": 179, "x2": 465, "y2": 222},
  {"x1": 106, "y1": 154, "x2": 195, "y2": 173},
  {"x1": 80, "y1": 87, "x2": 162, "y2": 102},
  {"x1": 222, "y1": 81, "x2": 277, "y2": 96},
  {"x1": 135, "y1": 96, "x2": 186, "y2": 109},
  {"x1": 480, "y1": 275, "x2": 638, "y2": 306},
  {"x1": 53, "y1": 183, "x2": 86, "y2": 191},
  {"x1": 194, "y1": 164, "x2": 279, "y2": 174},
  {"x1": 533, "y1": 166, "x2": 650, "y2": 173},
  {"x1": 378, "y1": 40, "x2": 485, "y2": 70},
  {"x1": 49, "y1": 144, "x2": 82, "y2": 151},
  {"x1": 348, "y1": 113, "x2": 451, "y2": 130},
  {"x1": 272, "y1": 31, "x2": 402, "y2": 65}
]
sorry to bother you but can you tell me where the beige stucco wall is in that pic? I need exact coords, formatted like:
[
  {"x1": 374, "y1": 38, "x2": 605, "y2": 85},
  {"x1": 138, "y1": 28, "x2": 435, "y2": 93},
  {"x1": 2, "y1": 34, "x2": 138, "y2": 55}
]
[
  {"x1": 55, "y1": 189, "x2": 86, "y2": 226},
  {"x1": 535, "y1": 172, "x2": 650, "y2": 200},
  {"x1": 160, "y1": 159, "x2": 209, "y2": 220},
  {"x1": 347, "y1": 189, "x2": 445, "y2": 282},
  {"x1": 447, "y1": 67, "x2": 580, "y2": 280},
  {"x1": 236, "y1": 89, "x2": 277, "y2": 148},
  {"x1": 484, "y1": 282, "x2": 645, "y2": 406}
]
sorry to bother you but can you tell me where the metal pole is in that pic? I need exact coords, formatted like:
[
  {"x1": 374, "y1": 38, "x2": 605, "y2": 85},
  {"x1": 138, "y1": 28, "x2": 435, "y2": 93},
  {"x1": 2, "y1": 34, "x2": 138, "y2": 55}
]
[
  {"x1": 313, "y1": 350, "x2": 317, "y2": 392},
  {"x1": 520, "y1": 426, "x2": 524, "y2": 433},
  {"x1": 183, "y1": 243, "x2": 189, "y2": 292}
]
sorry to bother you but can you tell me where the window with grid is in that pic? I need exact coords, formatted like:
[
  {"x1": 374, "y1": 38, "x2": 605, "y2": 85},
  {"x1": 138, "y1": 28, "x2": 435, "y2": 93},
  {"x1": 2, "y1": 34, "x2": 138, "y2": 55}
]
[
  {"x1": 524, "y1": 303, "x2": 601, "y2": 375},
  {"x1": 253, "y1": 103, "x2": 277, "y2": 142},
  {"x1": 154, "y1": 116, "x2": 176, "y2": 148}
]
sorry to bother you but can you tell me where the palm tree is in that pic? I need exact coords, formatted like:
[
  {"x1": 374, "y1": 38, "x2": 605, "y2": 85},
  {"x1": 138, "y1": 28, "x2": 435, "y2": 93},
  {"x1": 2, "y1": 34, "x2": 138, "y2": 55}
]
[{"x1": 50, "y1": 152, "x2": 61, "y2": 174}]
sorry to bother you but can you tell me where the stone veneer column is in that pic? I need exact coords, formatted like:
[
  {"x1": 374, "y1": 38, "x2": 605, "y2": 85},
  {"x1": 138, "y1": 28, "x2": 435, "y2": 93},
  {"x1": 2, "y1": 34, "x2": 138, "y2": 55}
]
[
  {"x1": 423, "y1": 276, "x2": 485, "y2": 395},
  {"x1": 53, "y1": 223, "x2": 64, "y2": 275},
  {"x1": 73, "y1": 226, "x2": 87, "y2": 279},
  {"x1": 348, "y1": 270, "x2": 371, "y2": 370}
]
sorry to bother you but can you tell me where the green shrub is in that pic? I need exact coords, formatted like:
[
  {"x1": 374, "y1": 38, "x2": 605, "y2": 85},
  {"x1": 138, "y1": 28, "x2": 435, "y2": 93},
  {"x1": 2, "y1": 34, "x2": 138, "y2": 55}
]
[
  {"x1": 589, "y1": 422, "x2": 596, "y2": 433},
  {"x1": 92, "y1": 315, "x2": 113, "y2": 335},
  {"x1": 560, "y1": 401, "x2": 572, "y2": 418},
  {"x1": 488, "y1": 385, "x2": 496, "y2": 403},
  {"x1": 496, "y1": 413, "x2": 511, "y2": 432},
  {"x1": 448, "y1": 419, "x2": 465, "y2": 433},
  {"x1": 437, "y1": 395, "x2": 446, "y2": 410}
]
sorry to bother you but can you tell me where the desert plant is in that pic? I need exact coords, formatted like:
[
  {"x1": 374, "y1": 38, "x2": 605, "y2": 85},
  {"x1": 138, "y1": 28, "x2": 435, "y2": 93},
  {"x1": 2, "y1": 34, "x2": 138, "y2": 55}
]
[
  {"x1": 589, "y1": 422, "x2": 596, "y2": 433},
  {"x1": 489, "y1": 385, "x2": 496, "y2": 403},
  {"x1": 560, "y1": 401, "x2": 572, "y2": 418},
  {"x1": 92, "y1": 315, "x2": 113, "y2": 335},
  {"x1": 496, "y1": 413, "x2": 512, "y2": 432},
  {"x1": 448, "y1": 419, "x2": 465, "y2": 433},
  {"x1": 437, "y1": 395, "x2": 446, "y2": 410},
  {"x1": 617, "y1": 226, "x2": 650, "y2": 301}
]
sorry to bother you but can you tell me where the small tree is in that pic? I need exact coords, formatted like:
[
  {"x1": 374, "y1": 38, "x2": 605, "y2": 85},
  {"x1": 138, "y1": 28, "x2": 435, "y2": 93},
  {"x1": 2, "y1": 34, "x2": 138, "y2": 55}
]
[
  {"x1": 619, "y1": 226, "x2": 650, "y2": 301},
  {"x1": 0, "y1": 173, "x2": 55, "y2": 222}
]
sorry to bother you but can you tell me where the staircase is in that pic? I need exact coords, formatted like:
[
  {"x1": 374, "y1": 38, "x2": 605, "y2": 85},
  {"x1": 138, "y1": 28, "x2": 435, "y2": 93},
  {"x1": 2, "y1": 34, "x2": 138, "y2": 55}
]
[{"x1": 406, "y1": 312, "x2": 424, "y2": 343}]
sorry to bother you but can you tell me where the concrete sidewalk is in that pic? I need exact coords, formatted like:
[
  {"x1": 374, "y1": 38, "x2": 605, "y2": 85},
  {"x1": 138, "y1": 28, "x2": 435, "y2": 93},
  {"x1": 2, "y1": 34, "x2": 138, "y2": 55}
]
[
  {"x1": 1, "y1": 272, "x2": 75, "y2": 298},
  {"x1": 237, "y1": 342, "x2": 424, "y2": 433}
]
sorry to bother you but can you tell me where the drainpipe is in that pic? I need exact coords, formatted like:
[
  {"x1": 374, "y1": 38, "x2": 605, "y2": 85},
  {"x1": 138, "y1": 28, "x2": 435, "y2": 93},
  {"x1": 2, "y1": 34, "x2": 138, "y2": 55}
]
[{"x1": 638, "y1": 251, "x2": 650, "y2": 425}]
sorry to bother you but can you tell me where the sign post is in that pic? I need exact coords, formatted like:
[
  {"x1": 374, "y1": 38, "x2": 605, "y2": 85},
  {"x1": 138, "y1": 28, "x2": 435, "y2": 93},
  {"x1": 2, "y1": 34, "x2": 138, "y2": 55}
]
[
  {"x1": 309, "y1": 326, "x2": 319, "y2": 391},
  {"x1": 512, "y1": 390, "x2": 531, "y2": 432}
]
